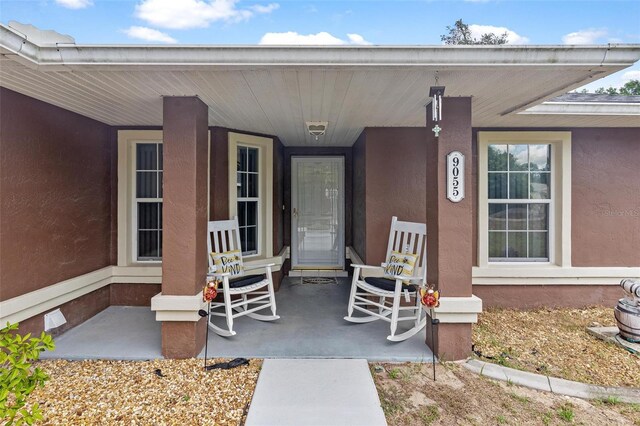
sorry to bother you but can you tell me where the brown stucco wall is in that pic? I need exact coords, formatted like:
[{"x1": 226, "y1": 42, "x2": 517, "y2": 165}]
[
  {"x1": 0, "y1": 88, "x2": 113, "y2": 301},
  {"x1": 352, "y1": 132, "x2": 367, "y2": 261},
  {"x1": 362, "y1": 127, "x2": 428, "y2": 265},
  {"x1": 283, "y1": 147, "x2": 353, "y2": 248},
  {"x1": 474, "y1": 285, "x2": 624, "y2": 309},
  {"x1": 110, "y1": 283, "x2": 162, "y2": 306},
  {"x1": 571, "y1": 128, "x2": 640, "y2": 267}
]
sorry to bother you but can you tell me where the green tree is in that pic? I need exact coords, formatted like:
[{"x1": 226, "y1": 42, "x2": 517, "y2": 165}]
[
  {"x1": 592, "y1": 79, "x2": 640, "y2": 96},
  {"x1": 440, "y1": 19, "x2": 509, "y2": 45}
]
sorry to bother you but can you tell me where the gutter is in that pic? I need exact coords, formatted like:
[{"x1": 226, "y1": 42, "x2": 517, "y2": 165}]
[{"x1": 2, "y1": 24, "x2": 639, "y2": 71}]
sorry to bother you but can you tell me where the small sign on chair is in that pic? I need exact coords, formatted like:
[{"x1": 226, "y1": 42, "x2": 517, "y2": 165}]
[{"x1": 447, "y1": 151, "x2": 464, "y2": 203}]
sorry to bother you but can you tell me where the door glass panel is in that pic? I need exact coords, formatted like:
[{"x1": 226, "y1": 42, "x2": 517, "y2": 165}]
[{"x1": 293, "y1": 158, "x2": 343, "y2": 268}]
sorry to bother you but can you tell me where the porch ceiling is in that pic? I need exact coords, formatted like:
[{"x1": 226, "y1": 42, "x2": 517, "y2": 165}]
[{"x1": 1, "y1": 25, "x2": 639, "y2": 146}]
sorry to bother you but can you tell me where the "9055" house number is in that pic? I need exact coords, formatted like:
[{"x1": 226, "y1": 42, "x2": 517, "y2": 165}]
[{"x1": 447, "y1": 151, "x2": 465, "y2": 203}]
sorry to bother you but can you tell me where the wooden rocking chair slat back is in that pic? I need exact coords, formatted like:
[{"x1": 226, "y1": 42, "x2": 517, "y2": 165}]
[
  {"x1": 207, "y1": 218, "x2": 244, "y2": 272},
  {"x1": 385, "y1": 217, "x2": 427, "y2": 281}
]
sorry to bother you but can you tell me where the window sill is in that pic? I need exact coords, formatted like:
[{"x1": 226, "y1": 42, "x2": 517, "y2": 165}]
[{"x1": 472, "y1": 265, "x2": 640, "y2": 285}]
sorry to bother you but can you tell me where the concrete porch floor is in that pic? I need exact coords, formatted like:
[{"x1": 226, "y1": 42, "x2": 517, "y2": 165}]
[{"x1": 42, "y1": 277, "x2": 433, "y2": 361}]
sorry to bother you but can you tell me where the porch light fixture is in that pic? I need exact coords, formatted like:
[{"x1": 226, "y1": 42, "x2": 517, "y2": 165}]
[{"x1": 306, "y1": 121, "x2": 328, "y2": 141}]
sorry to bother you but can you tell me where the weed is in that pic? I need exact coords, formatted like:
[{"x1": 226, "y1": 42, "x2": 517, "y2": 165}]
[
  {"x1": 182, "y1": 395, "x2": 190, "y2": 402},
  {"x1": 509, "y1": 393, "x2": 531, "y2": 404},
  {"x1": 496, "y1": 414, "x2": 507, "y2": 424},
  {"x1": 379, "y1": 393, "x2": 403, "y2": 416},
  {"x1": 506, "y1": 378, "x2": 514, "y2": 387},
  {"x1": 388, "y1": 368, "x2": 401, "y2": 379},
  {"x1": 557, "y1": 403, "x2": 575, "y2": 422},
  {"x1": 417, "y1": 405, "x2": 440, "y2": 425},
  {"x1": 496, "y1": 353, "x2": 513, "y2": 368},
  {"x1": 600, "y1": 395, "x2": 621, "y2": 405},
  {"x1": 542, "y1": 411, "x2": 553, "y2": 425}
]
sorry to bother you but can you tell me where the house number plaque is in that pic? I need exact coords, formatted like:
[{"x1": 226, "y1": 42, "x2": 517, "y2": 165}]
[{"x1": 447, "y1": 151, "x2": 465, "y2": 203}]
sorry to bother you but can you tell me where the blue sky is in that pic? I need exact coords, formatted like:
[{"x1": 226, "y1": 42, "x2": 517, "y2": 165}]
[{"x1": 1, "y1": 0, "x2": 639, "y2": 90}]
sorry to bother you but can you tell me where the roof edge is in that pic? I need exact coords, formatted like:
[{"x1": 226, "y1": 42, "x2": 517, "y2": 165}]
[{"x1": 2, "y1": 24, "x2": 640, "y2": 69}]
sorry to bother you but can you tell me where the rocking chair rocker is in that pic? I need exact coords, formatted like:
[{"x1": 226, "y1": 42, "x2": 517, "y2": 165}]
[
  {"x1": 206, "y1": 217, "x2": 279, "y2": 336},
  {"x1": 344, "y1": 216, "x2": 427, "y2": 341}
]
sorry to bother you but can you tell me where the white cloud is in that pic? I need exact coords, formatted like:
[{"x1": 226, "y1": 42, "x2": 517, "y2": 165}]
[
  {"x1": 562, "y1": 28, "x2": 607, "y2": 45},
  {"x1": 621, "y1": 70, "x2": 640, "y2": 83},
  {"x1": 259, "y1": 31, "x2": 371, "y2": 45},
  {"x1": 55, "y1": 0, "x2": 93, "y2": 9},
  {"x1": 347, "y1": 33, "x2": 372, "y2": 45},
  {"x1": 468, "y1": 24, "x2": 529, "y2": 44},
  {"x1": 122, "y1": 26, "x2": 177, "y2": 43},
  {"x1": 250, "y1": 3, "x2": 279, "y2": 14},
  {"x1": 135, "y1": 0, "x2": 279, "y2": 30}
]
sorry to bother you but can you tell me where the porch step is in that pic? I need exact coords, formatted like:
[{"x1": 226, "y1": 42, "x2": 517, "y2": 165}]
[
  {"x1": 245, "y1": 359, "x2": 387, "y2": 426},
  {"x1": 288, "y1": 269, "x2": 349, "y2": 278}
]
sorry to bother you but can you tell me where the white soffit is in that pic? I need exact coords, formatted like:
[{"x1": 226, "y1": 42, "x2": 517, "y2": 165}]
[{"x1": 1, "y1": 24, "x2": 639, "y2": 146}]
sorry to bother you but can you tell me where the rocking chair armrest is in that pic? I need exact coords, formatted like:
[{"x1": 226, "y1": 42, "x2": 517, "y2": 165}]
[
  {"x1": 207, "y1": 269, "x2": 231, "y2": 278},
  {"x1": 244, "y1": 263, "x2": 276, "y2": 272},
  {"x1": 388, "y1": 275, "x2": 425, "y2": 284},
  {"x1": 350, "y1": 264, "x2": 383, "y2": 270}
]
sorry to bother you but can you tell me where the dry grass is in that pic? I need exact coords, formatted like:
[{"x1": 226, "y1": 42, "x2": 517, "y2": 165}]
[
  {"x1": 472, "y1": 307, "x2": 640, "y2": 388},
  {"x1": 27, "y1": 358, "x2": 261, "y2": 425},
  {"x1": 372, "y1": 362, "x2": 640, "y2": 426}
]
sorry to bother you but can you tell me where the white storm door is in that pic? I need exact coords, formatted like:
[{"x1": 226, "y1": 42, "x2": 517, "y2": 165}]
[{"x1": 291, "y1": 157, "x2": 345, "y2": 269}]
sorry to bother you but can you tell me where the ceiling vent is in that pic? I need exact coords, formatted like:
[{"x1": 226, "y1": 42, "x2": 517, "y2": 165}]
[{"x1": 306, "y1": 121, "x2": 328, "y2": 141}]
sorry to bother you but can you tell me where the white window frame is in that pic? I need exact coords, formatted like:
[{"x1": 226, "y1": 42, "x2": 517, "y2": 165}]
[
  {"x1": 117, "y1": 130, "x2": 211, "y2": 266},
  {"x1": 236, "y1": 145, "x2": 260, "y2": 256},
  {"x1": 478, "y1": 131, "x2": 571, "y2": 268},
  {"x1": 228, "y1": 132, "x2": 273, "y2": 259},
  {"x1": 133, "y1": 142, "x2": 163, "y2": 262}
]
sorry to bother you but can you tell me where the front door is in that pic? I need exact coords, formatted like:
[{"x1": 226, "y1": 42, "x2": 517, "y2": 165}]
[{"x1": 291, "y1": 156, "x2": 345, "y2": 269}]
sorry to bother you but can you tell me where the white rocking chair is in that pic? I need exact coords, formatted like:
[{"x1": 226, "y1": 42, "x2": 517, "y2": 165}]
[
  {"x1": 206, "y1": 217, "x2": 279, "y2": 336},
  {"x1": 344, "y1": 216, "x2": 427, "y2": 342}
]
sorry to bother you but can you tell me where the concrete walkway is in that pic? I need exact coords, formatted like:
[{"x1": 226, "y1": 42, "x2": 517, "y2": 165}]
[{"x1": 245, "y1": 359, "x2": 387, "y2": 426}]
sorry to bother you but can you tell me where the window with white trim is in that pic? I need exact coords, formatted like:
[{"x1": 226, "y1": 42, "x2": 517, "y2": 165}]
[
  {"x1": 478, "y1": 131, "x2": 572, "y2": 268},
  {"x1": 487, "y1": 144, "x2": 551, "y2": 261},
  {"x1": 228, "y1": 132, "x2": 273, "y2": 260},
  {"x1": 236, "y1": 146, "x2": 259, "y2": 255},
  {"x1": 135, "y1": 143, "x2": 163, "y2": 261}
]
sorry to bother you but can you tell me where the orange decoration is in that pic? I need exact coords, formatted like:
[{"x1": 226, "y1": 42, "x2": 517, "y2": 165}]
[
  {"x1": 203, "y1": 279, "x2": 219, "y2": 302},
  {"x1": 420, "y1": 285, "x2": 440, "y2": 308}
]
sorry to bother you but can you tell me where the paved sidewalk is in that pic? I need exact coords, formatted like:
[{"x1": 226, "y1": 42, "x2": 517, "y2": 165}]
[{"x1": 245, "y1": 359, "x2": 387, "y2": 426}]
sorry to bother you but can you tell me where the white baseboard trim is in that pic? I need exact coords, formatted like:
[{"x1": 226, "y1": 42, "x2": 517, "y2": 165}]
[
  {"x1": 0, "y1": 248, "x2": 293, "y2": 327},
  {"x1": 473, "y1": 266, "x2": 640, "y2": 285},
  {"x1": 0, "y1": 265, "x2": 161, "y2": 326},
  {"x1": 346, "y1": 246, "x2": 364, "y2": 266}
]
